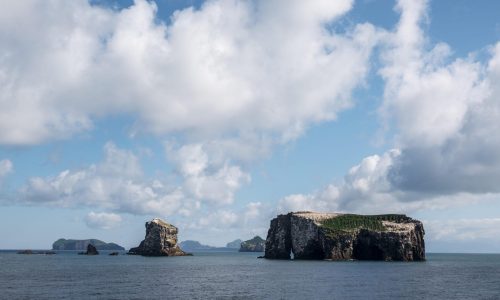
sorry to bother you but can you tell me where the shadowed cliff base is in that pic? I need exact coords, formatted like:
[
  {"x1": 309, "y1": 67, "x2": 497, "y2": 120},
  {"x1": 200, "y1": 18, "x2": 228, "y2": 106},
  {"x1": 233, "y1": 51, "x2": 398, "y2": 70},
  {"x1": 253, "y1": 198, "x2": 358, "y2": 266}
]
[{"x1": 264, "y1": 212, "x2": 425, "y2": 261}]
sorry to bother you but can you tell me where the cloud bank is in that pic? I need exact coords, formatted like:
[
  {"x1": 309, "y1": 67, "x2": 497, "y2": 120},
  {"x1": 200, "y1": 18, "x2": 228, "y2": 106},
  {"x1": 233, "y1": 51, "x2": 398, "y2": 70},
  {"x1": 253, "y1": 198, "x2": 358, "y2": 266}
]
[
  {"x1": 0, "y1": 0, "x2": 377, "y2": 148},
  {"x1": 279, "y1": 0, "x2": 500, "y2": 232},
  {"x1": 1, "y1": 0, "x2": 381, "y2": 232}
]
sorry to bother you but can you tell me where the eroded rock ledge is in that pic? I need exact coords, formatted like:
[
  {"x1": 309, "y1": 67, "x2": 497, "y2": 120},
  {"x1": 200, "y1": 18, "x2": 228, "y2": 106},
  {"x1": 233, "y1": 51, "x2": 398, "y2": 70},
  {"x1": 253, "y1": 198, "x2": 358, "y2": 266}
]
[{"x1": 264, "y1": 212, "x2": 425, "y2": 261}]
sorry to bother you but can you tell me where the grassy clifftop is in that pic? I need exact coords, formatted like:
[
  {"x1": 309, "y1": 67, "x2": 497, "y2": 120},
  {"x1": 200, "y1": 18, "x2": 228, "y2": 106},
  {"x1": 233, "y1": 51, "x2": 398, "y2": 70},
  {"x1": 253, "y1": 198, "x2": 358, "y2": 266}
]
[{"x1": 320, "y1": 214, "x2": 410, "y2": 232}]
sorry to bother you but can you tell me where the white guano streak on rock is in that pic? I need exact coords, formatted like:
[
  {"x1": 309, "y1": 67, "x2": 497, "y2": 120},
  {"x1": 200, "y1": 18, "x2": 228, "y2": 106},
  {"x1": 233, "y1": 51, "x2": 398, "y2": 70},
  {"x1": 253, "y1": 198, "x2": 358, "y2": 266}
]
[
  {"x1": 381, "y1": 221, "x2": 415, "y2": 232},
  {"x1": 292, "y1": 212, "x2": 343, "y2": 225}
]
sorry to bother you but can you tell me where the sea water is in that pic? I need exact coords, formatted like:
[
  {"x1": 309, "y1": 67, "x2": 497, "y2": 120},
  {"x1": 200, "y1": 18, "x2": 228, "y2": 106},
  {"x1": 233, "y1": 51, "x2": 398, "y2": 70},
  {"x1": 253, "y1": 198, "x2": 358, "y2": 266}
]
[{"x1": 1, "y1": 251, "x2": 499, "y2": 299}]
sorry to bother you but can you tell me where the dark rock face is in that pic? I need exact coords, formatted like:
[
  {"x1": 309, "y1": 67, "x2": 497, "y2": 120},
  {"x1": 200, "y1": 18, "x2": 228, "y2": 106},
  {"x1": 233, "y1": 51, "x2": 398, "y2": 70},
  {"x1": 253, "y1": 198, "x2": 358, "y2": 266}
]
[
  {"x1": 78, "y1": 244, "x2": 99, "y2": 255},
  {"x1": 263, "y1": 215, "x2": 291, "y2": 259},
  {"x1": 264, "y1": 212, "x2": 425, "y2": 261},
  {"x1": 128, "y1": 218, "x2": 188, "y2": 256},
  {"x1": 239, "y1": 236, "x2": 265, "y2": 252},
  {"x1": 86, "y1": 244, "x2": 99, "y2": 255}
]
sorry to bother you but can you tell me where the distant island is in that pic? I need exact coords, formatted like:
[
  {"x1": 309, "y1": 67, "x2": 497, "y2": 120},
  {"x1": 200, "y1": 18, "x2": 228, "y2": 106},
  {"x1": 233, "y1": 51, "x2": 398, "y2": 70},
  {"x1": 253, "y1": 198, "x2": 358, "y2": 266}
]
[
  {"x1": 179, "y1": 239, "x2": 242, "y2": 252},
  {"x1": 179, "y1": 240, "x2": 217, "y2": 251},
  {"x1": 52, "y1": 239, "x2": 124, "y2": 251},
  {"x1": 226, "y1": 239, "x2": 242, "y2": 249},
  {"x1": 264, "y1": 212, "x2": 425, "y2": 261},
  {"x1": 239, "y1": 236, "x2": 265, "y2": 252}
]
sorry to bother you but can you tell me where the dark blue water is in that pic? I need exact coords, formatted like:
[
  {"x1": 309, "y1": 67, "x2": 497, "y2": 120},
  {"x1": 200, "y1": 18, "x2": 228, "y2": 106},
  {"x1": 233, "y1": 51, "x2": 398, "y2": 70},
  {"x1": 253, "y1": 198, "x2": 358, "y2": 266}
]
[{"x1": 1, "y1": 251, "x2": 499, "y2": 299}]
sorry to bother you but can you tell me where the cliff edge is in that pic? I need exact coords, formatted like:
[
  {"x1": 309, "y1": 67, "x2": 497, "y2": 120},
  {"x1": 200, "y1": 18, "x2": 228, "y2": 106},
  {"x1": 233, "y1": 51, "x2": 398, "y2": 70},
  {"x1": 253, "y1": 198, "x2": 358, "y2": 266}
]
[{"x1": 264, "y1": 212, "x2": 425, "y2": 261}]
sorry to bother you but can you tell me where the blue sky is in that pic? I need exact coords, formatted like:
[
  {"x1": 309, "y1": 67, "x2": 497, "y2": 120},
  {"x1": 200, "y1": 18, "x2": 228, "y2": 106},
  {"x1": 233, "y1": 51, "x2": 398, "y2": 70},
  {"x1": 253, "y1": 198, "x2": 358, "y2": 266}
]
[{"x1": 1, "y1": 0, "x2": 500, "y2": 252}]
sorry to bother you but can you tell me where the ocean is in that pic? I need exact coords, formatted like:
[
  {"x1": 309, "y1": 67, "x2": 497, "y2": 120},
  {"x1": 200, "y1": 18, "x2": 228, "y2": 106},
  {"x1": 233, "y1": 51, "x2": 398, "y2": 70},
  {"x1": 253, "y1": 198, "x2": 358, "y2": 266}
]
[{"x1": 0, "y1": 251, "x2": 499, "y2": 299}]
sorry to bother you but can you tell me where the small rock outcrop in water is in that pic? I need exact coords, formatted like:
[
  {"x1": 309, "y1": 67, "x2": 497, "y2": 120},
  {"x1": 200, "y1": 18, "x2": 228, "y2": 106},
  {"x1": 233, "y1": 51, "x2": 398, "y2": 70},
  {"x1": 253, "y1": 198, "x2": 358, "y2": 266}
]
[
  {"x1": 78, "y1": 244, "x2": 99, "y2": 255},
  {"x1": 239, "y1": 236, "x2": 265, "y2": 252},
  {"x1": 86, "y1": 244, "x2": 99, "y2": 255},
  {"x1": 264, "y1": 212, "x2": 425, "y2": 261},
  {"x1": 128, "y1": 218, "x2": 189, "y2": 256}
]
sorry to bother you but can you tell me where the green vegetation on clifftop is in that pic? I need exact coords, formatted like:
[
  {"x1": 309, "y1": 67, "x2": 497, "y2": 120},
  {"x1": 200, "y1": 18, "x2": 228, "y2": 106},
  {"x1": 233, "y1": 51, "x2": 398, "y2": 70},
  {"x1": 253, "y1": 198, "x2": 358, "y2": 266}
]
[{"x1": 321, "y1": 214, "x2": 409, "y2": 232}]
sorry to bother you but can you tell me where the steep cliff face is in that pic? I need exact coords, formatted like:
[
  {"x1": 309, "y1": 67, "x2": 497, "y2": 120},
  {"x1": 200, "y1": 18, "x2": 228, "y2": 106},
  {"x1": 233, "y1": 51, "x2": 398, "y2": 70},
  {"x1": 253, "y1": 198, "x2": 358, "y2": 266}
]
[
  {"x1": 264, "y1": 214, "x2": 292, "y2": 259},
  {"x1": 128, "y1": 218, "x2": 188, "y2": 256},
  {"x1": 265, "y1": 212, "x2": 425, "y2": 261}
]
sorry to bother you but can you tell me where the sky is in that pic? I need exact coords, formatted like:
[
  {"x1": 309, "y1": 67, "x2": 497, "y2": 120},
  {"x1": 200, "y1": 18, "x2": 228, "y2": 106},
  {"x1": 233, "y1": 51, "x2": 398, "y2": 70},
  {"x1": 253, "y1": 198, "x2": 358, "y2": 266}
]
[{"x1": 0, "y1": 0, "x2": 500, "y2": 252}]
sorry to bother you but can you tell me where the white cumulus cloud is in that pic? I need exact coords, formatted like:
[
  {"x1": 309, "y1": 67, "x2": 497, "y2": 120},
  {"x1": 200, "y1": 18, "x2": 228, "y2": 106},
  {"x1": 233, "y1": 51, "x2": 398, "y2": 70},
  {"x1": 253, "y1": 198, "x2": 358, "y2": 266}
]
[
  {"x1": 18, "y1": 141, "x2": 251, "y2": 215},
  {"x1": 20, "y1": 142, "x2": 187, "y2": 215},
  {"x1": 278, "y1": 0, "x2": 500, "y2": 216},
  {"x1": 425, "y1": 218, "x2": 500, "y2": 242},
  {"x1": 85, "y1": 211, "x2": 123, "y2": 229},
  {"x1": 0, "y1": 0, "x2": 378, "y2": 150},
  {"x1": 0, "y1": 159, "x2": 13, "y2": 180},
  {"x1": 1, "y1": 0, "x2": 382, "y2": 220}
]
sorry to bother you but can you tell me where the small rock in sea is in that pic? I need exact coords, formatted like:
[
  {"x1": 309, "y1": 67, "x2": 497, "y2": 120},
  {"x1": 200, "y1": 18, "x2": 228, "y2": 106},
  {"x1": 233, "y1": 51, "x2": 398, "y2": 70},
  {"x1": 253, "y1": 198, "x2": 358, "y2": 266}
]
[
  {"x1": 109, "y1": 252, "x2": 119, "y2": 256},
  {"x1": 78, "y1": 244, "x2": 99, "y2": 255},
  {"x1": 86, "y1": 244, "x2": 99, "y2": 255}
]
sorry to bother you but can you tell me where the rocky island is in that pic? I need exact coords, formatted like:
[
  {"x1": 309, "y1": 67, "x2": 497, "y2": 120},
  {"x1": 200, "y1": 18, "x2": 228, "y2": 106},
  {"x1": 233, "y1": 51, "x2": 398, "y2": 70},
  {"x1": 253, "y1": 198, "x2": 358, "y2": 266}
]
[
  {"x1": 239, "y1": 236, "x2": 265, "y2": 252},
  {"x1": 179, "y1": 240, "x2": 239, "y2": 252},
  {"x1": 52, "y1": 239, "x2": 124, "y2": 251},
  {"x1": 264, "y1": 212, "x2": 425, "y2": 261},
  {"x1": 179, "y1": 240, "x2": 216, "y2": 252},
  {"x1": 128, "y1": 218, "x2": 189, "y2": 256}
]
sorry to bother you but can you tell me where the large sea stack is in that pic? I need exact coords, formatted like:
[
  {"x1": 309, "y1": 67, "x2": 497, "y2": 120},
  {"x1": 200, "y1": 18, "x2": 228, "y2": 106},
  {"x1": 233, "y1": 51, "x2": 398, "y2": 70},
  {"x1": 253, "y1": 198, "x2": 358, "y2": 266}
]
[
  {"x1": 128, "y1": 218, "x2": 188, "y2": 256},
  {"x1": 264, "y1": 212, "x2": 425, "y2": 261}
]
